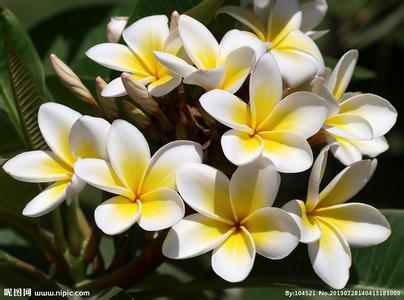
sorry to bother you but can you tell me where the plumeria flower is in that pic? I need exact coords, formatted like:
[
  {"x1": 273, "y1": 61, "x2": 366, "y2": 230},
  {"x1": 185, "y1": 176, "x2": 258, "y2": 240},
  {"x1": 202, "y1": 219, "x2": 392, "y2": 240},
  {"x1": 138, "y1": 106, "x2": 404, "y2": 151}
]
[
  {"x1": 313, "y1": 50, "x2": 397, "y2": 165},
  {"x1": 2, "y1": 103, "x2": 110, "y2": 217},
  {"x1": 86, "y1": 15, "x2": 183, "y2": 98},
  {"x1": 74, "y1": 119, "x2": 202, "y2": 235},
  {"x1": 107, "y1": 16, "x2": 128, "y2": 43},
  {"x1": 200, "y1": 53, "x2": 328, "y2": 172},
  {"x1": 163, "y1": 158, "x2": 300, "y2": 282},
  {"x1": 217, "y1": 0, "x2": 325, "y2": 87},
  {"x1": 283, "y1": 147, "x2": 391, "y2": 289},
  {"x1": 154, "y1": 14, "x2": 267, "y2": 94}
]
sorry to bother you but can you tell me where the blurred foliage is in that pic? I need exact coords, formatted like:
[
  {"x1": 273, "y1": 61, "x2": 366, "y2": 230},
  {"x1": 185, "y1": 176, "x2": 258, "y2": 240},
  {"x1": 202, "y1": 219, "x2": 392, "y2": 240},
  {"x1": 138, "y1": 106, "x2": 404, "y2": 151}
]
[{"x1": 0, "y1": 0, "x2": 403, "y2": 298}]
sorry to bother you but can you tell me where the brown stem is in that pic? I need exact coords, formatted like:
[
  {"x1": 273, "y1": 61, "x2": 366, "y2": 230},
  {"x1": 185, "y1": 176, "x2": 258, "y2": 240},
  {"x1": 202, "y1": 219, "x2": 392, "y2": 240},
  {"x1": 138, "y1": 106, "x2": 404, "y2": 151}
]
[
  {"x1": 81, "y1": 227, "x2": 102, "y2": 265},
  {"x1": 1, "y1": 255, "x2": 48, "y2": 282},
  {"x1": 75, "y1": 231, "x2": 167, "y2": 290}
]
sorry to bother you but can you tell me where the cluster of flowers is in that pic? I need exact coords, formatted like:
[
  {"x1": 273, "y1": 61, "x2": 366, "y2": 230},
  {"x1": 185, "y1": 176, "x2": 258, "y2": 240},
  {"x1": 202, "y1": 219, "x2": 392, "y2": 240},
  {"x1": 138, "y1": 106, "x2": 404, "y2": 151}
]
[{"x1": 3, "y1": 0, "x2": 397, "y2": 289}]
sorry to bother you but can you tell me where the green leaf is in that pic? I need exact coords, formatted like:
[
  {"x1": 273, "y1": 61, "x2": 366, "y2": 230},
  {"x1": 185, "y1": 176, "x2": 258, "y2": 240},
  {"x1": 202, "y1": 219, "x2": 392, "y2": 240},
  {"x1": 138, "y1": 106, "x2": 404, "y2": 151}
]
[
  {"x1": 130, "y1": 210, "x2": 404, "y2": 298},
  {"x1": 94, "y1": 287, "x2": 133, "y2": 300},
  {"x1": 0, "y1": 8, "x2": 47, "y2": 150}
]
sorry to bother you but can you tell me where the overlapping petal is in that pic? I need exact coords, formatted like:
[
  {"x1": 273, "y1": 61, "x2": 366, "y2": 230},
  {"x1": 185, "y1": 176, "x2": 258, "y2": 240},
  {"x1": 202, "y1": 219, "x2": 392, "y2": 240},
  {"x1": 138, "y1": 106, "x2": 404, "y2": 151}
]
[
  {"x1": 221, "y1": 130, "x2": 263, "y2": 166},
  {"x1": 308, "y1": 219, "x2": 351, "y2": 289},
  {"x1": 38, "y1": 103, "x2": 82, "y2": 166},
  {"x1": 324, "y1": 114, "x2": 373, "y2": 140},
  {"x1": 315, "y1": 203, "x2": 391, "y2": 247},
  {"x1": 69, "y1": 116, "x2": 110, "y2": 160},
  {"x1": 200, "y1": 89, "x2": 253, "y2": 133},
  {"x1": 282, "y1": 200, "x2": 321, "y2": 243},
  {"x1": 139, "y1": 141, "x2": 202, "y2": 194},
  {"x1": 176, "y1": 163, "x2": 234, "y2": 223},
  {"x1": 318, "y1": 159, "x2": 377, "y2": 208},
  {"x1": 107, "y1": 120, "x2": 150, "y2": 193},
  {"x1": 138, "y1": 188, "x2": 185, "y2": 231},
  {"x1": 261, "y1": 131, "x2": 313, "y2": 173},
  {"x1": 243, "y1": 207, "x2": 300, "y2": 259},
  {"x1": 258, "y1": 91, "x2": 328, "y2": 137},
  {"x1": 94, "y1": 196, "x2": 141, "y2": 235},
  {"x1": 163, "y1": 213, "x2": 234, "y2": 259},
  {"x1": 23, "y1": 181, "x2": 70, "y2": 217},
  {"x1": 211, "y1": 228, "x2": 255, "y2": 282},
  {"x1": 229, "y1": 157, "x2": 280, "y2": 221},
  {"x1": 3, "y1": 151, "x2": 72, "y2": 183}
]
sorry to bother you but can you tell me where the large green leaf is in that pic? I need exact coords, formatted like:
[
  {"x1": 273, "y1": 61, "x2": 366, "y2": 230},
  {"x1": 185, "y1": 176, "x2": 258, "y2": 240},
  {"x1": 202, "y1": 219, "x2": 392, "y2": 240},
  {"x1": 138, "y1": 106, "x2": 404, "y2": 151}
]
[
  {"x1": 130, "y1": 210, "x2": 404, "y2": 299},
  {"x1": 0, "y1": 8, "x2": 47, "y2": 150}
]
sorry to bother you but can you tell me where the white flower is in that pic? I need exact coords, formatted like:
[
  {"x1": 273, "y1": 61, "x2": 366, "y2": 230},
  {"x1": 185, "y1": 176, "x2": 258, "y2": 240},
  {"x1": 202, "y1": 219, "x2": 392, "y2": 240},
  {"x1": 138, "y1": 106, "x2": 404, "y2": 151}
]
[
  {"x1": 200, "y1": 53, "x2": 328, "y2": 172},
  {"x1": 2, "y1": 103, "x2": 110, "y2": 217},
  {"x1": 314, "y1": 50, "x2": 397, "y2": 165},
  {"x1": 154, "y1": 14, "x2": 267, "y2": 94},
  {"x1": 107, "y1": 16, "x2": 128, "y2": 43},
  {"x1": 283, "y1": 147, "x2": 391, "y2": 289},
  {"x1": 74, "y1": 119, "x2": 202, "y2": 235},
  {"x1": 217, "y1": 0, "x2": 325, "y2": 87},
  {"x1": 163, "y1": 158, "x2": 300, "y2": 282},
  {"x1": 86, "y1": 15, "x2": 183, "y2": 98}
]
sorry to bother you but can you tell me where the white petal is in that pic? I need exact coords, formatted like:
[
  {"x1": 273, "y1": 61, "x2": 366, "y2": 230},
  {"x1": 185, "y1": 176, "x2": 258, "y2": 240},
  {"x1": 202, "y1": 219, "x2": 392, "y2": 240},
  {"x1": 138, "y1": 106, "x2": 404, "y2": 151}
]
[
  {"x1": 282, "y1": 200, "x2": 321, "y2": 243},
  {"x1": 65, "y1": 174, "x2": 86, "y2": 204},
  {"x1": 123, "y1": 15, "x2": 169, "y2": 75},
  {"x1": 306, "y1": 146, "x2": 329, "y2": 211},
  {"x1": 139, "y1": 141, "x2": 203, "y2": 194},
  {"x1": 217, "y1": 29, "x2": 267, "y2": 66},
  {"x1": 249, "y1": 53, "x2": 283, "y2": 129},
  {"x1": 163, "y1": 213, "x2": 233, "y2": 259},
  {"x1": 300, "y1": 0, "x2": 328, "y2": 32},
  {"x1": 269, "y1": 0, "x2": 302, "y2": 43},
  {"x1": 38, "y1": 103, "x2": 82, "y2": 166},
  {"x1": 176, "y1": 163, "x2": 234, "y2": 223},
  {"x1": 311, "y1": 77, "x2": 340, "y2": 117},
  {"x1": 153, "y1": 51, "x2": 197, "y2": 78},
  {"x1": 271, "y1": 48, "x2": 318, "y2": 88},
  {"x1": 178, "y1": 15, "x2": 219, "y2": 69},
  {"x1": 325, "y1": 114, "x2": 373, "y2": 140},
  {"x1": 327, "y1": 50, "x2": 358, "y2": 100},
  {"x1": 259, "y1": 91, "x2": 328, "y2": 138},
  {"x1": 244, "y1": 207, "x2": 300, "y2": 258},
  {"x1": 95, "y1": 196, "x2": 141, "y2": 235},
  {"x1": 221, "y1": 129, "x2": 264, "y2": 166},
  {"x1": 350, "y1": 136, "x2": 389, "y2": 158},
  {"x1": 326, "y1": 134, "x2": 363, "y2": 166},
  {"x1": 148, "y1": 74, "x2": 182, "y2": 97},
  {"x1": 3, "y1": 151, "x2": 71, "y2": 183},
  {"x1": 212, "y1": 228, "x2": 255, "y2": 282},
  {"x1": 339, "y1": 94, "x2": 397, "y2": 137},
  {"x1": 23, "y1": 181, "x2": 69, "y2": 217},
  {"x1": 230, "y1": 157, "x2": 280, "y2": 221},
  {"x1": 101, "y1": 77, "x2": 127, "y2": 97},
  {"x1": 306, "y1": 29, "x2": 329, "y2": 40},
  {"x1": 308, "y1": 219, "x2": 351, "y2": 289},
  {"x1": 69, "y1": 116, "x2": 110, "y2": 160},
  {"x1": 318, "y1": 159, "x2": 377, "y2": 208},
  {"x1": 261, "y1": 131, "x2": 313, "y2": 173},
  {"x1": 138, "y1": 188, "x2": 184, "y2": 231},
  {"x1": 74, "y1": 158, "x2": 134, "y2": 199},
  {"x1": 107, "y1": 16, "x2": 128, "y2": 43},
  {"x1": 86, "y1": 43, "x2": 148, "y2": 75},
  {"x1": 221, "y1": 46, "x2": 256, "y2": 94},
  {"x1": 216, "y1": 6, "x2": 266, "y2": 40},
  {"x1": 315, "y1": 203, "x2": 391, "y2": 247},
  {"x1": 200, "y1": 89, "x2": 253, "y2": 133},
  {"x1": 184, "y1": 66, "x2": 226, "y2": 91},
  {"x1": 107, "y1": 119, "x2": 150, "y2": 192}
]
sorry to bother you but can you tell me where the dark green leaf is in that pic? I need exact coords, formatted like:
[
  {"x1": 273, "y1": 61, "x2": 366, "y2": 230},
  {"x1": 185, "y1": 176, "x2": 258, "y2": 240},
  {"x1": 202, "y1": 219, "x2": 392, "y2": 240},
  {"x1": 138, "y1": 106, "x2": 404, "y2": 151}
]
[
  {"x1": 94, "y1": 287, "x2": 133, "y2": 300},
  {"x1": 0, "y1": 8, "x2": 47, "y2": 150}
]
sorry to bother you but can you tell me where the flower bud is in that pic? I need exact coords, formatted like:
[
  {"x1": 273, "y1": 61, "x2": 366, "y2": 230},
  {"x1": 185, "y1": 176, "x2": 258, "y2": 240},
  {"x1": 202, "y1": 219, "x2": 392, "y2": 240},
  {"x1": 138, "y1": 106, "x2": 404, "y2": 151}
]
[
  {"x1": 170, "y1": 11, "x2": 180, "y2": 30},
  {"x1": 95, "y1": 76, "x2": 119, "y2": 119},
  {"x1": 121, "y1": 73, "x2": 160, "y2": 113},
  {"x1": 50, "y1": 54, "x2": 101, "y2": 114},
  {"x1": 122, "y1": 100, "x2": 151, "y2": 128},
  {"x1": 107, "y1": 16, "x2": 128, "y2": 43}
]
